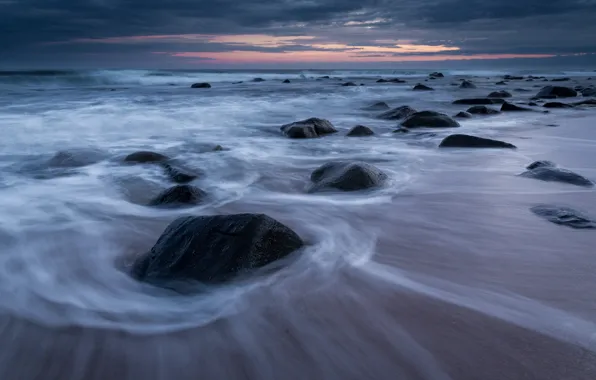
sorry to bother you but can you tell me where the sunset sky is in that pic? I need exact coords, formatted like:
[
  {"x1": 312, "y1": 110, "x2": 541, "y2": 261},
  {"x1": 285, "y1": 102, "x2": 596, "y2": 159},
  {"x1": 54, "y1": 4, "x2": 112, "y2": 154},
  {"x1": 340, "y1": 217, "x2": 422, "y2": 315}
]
[{"x1": 1, "y1": 0, "x2": 596, "y2": 68}]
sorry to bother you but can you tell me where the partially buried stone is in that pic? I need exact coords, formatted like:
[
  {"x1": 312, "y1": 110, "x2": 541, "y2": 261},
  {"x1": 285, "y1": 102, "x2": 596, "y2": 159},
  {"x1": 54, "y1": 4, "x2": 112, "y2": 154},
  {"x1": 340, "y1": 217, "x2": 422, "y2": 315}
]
[
  {"x1": 530, "y1": 205, "x2": 596, "y2": 229},
  {"x1": 439, "y1": 134, "x2": 516, "y2": 148},
  {"x1": 280, "y1": 117, "x2": 337, "y2": 138},
  {"x1": 148, "y1": 185, "x2": 207, "y2": 207},
  {"x1": 309, "y1": 161, "x2": 387, "y2": 192},
  {"x1": 124, "y1": 151, "x2": 169, "y2": 164},
  {"x1": 346, "y1": 125, "x2": 374, "y2": 137},
  {"x1": 377, "y1": 105, "x2": 418, "y2": 120},
  {"x1": 131, "y1": 213, "x2": 304, "y2": 286}
]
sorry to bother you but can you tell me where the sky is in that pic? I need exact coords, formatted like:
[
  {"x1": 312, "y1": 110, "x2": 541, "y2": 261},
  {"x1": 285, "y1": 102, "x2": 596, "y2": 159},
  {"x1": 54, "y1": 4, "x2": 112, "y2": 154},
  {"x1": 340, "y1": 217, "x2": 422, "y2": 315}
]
[{"x1": 1, "y1": 0, "x2": 596, "y2": 69}]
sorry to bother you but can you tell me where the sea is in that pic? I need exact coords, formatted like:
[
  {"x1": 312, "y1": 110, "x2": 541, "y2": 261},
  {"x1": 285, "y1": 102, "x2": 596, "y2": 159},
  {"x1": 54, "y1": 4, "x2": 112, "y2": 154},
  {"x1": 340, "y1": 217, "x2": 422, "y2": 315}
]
[{"x1": 1, "y1": 68, "x2": 596, "y2": 380}]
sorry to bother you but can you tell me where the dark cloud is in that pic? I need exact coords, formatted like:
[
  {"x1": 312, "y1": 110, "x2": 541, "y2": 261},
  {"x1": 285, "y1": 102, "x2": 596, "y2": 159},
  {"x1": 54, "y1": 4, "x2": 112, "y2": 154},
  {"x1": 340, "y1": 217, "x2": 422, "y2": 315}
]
[{"x1": 1, "y1": 0, "x2": 596, "y2": 67}]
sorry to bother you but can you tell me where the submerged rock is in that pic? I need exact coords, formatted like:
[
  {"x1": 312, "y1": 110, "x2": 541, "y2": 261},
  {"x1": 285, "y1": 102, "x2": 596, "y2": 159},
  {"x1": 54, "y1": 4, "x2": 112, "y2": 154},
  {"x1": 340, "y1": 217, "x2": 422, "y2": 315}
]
[
  {"x1": 454, "y1": 111, "x2": 473, "y2": 118},
  {"x1": 342, "y1": 82, "x2": 357, "y2": 87},
  {"x1": 131, "y1": 213, "x2": 304, "y2": 285},
  {"x1": 190, "y1": 83, "x2": 211, "y2": 88},
  {"x1": 530, "y1": 205, "x2": 596, "y2": 229},
  {"x1": 459, "y1": 80, "x2": 476, "y2": 89},
  {"x1": 582, "y1": 88, "x2": 596, "y2": 97},
  {"x1": 309, "y1": 161, "x2": 387, "y2": 192},
  {"x1": 401, "y1": 111, "x2": 460, "y2": 128},
  {"x1": 429, "y1": 72, "x2": 444, "y2": 78},
  {"x1": 526, "y1": 161, "x2": 556, "y2": 170},
  {"x1": 413, "y1": 83, "x2": 434, "y2": 91},
  {"x1": 161, "y1": 163, "x2": 200, "y2": 184},
  {"x1": 543, "y1": 102, "x2": 574, "y2": 109},
  {"x1": 504, "y1": 75, "x2": 524, "y2": 80},
  {"x1": 501, "y1": 102, "x2": 532, "y2": 112},
  {"x1": 347, "y1": 125, "x2": 374, "y2": 137},
  {"x1": 439, "y1": 134, "x2": 516, "y2": 149},
  {"x1": 535, "y1": 86, "x2": 578, "y2": 98},
  {"x1": 488, "y1": 90, "x2": 512, "y2": 98},
  {"x1": 551, "y1": 77, "x2": 570, "y2": 82},
  {"x1": 377, "y1": 105, "x2": 418, "y2": 120},
  {"x1": 453, "y1": 98, "x2": 504, "y2": 105},
  {"x1": 496, "y1": 81, "x2": 508, "y2": 85},
  {"x1": 467, "y1": 105, "x2": 500, "y2": 115},
  {"x1": 520, "y1": 162, "x2": 593, "y2": 187},
  {"x1": 47, "y1": 149, "x2": 106, "y2": 168},
  {"x1": 148, "y1": 185, "x2": 207, "y2": 207},
  {"x1": 252, "y1": 78, "x2": 266, "y2": 82},
  {"x1": 124, "y1": 151, "x2": 169, "y2": 164},
  {"x1": 362, "y1": 101, "x2": 390, "y2": 111},
  {"x1": 280, "y1": 118, "x2": 338, "y2": 139},
  {"x1": 574, "y1": 99, "x2": 596, "y2": 106}
]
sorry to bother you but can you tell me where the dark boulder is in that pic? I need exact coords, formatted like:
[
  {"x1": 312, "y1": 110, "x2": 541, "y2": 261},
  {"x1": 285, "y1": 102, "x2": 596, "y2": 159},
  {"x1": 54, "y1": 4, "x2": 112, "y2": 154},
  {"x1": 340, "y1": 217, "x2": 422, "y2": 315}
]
[
  {"x1": 467, "y1": 105, "x2": 500, "y2": 115},
  {"x1": 459, "y1": 80, "x2": 476, "y2": 89},
  {"x1": 501, "y1": 102, "x2": 532, "y2": 112},
  {"x1": 530, "y1": 205, "x2": 596, "y2": 229},
  {"x1": 413, "y1": 84, "x2": 434, "y2": 91},
  {"x1": 439, "y1": 134, "x2": 516, "y2": 149},
  {"x1": 401, "y1": 111, "x2": 460, "y2": 128},
  {"x1": 190, "y1": 83, "x2": 211, "y2": 89},
  {"x1": 342, "y1": 82, "x2": 357, "y2": 87},
  {"x1": 535, "y1": 86, "x2": 578, "y2": 98},
  {"x1": 131, "y1": 213, "x2": 304, "y2": 286},
  {"x1": 347, "y1": 125, "x2": 374, "y2": 137},
  {"x1": 148, "y1": 185, "x2": 207, "y2": 207},
  {"x1": 280, "y1": 118, "x2": 337, "y2": 139},
  {"x1": 488, "y1": 90, "x2": 512, "y2": 98},
  {"x1": 377, "y1": 79, "x2": 389, "y2": 83},
  {"x1": 363, "y1": 101, "x2": 390, "y2": 111},
  {"x1": 504, "y1": 75, "x2": 524, "y2": 80},
  {"x1": 309, "y1": 161, "x2": 387, "y2": 192},
  {"x1": 282, "y1": 79, "x2": 291, "y2": 83},
  {"x1": 161, "y1": 163, "x2": 200, "y2": 184},
  {"x1": 377, "y1": 105, "x2": 418, "y2": 120},
  {"x1": 124, "y1": 151, "x2": 169, "y2": 164},
  {"x1": 520, "y1": 163, "x2": 593, "y2": 187},
  {"x1": 389, "y1": 78, "x2": 406, "y2": 83},
  {"x1": 543, "y1": 102, "x2": 574, "y2": 109},
  {"x1": 429, "y1": 72, "x2": 444, "y2": 78},
  {"x1": 319, "y1": 76, "x2": 330, "y2": 79},
  {"x1": 551, "y1": 77, "x2": 570, "y2": 82},
  {"x1": 453, "y1": 98, "x2": 504, "y2": 105},
  {"x1": 454, "y1": 111, "x2": 473, "y2": 119},
  {"x1": 252, "y1": 78, "x2": 266, "y2": 82}
]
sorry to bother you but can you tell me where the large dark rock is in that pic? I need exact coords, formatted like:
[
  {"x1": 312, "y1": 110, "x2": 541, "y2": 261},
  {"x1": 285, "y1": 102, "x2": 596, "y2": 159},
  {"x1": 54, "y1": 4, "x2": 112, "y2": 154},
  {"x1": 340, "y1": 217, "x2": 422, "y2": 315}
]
[
  {"x1": 439, "y1": 134, "x2": 516, "y2": 149},
  {"x1": 501, "y1": 102, "x2": 532, "y2": 112},
  {"x1": 131, "y1": 213, "x2": 304, "y2": 285},
  {"x1": 520, "y1": 162, "x2": 593, "y2": 187},
  {"x1": 413, "y1": 84, "x2": 434, "y2": 91},
  {"x1": 535, "y1": 86, "x2": 578, "y2": 98},
  {"x1": 309, "y1": 161, "x2": 387, "y2": 192},
  {"x1": 363, "y1": 101, "x2": 390, "y2": 111},
  {"x1": 252, "y1": 78, "x2": 266, "y2": 82},
  {"x1": 530, "y1": 205, "x2": 596, "y2": 229},
  {"x1": 454, "y1": 111, "x2": 473, "y2": 119},
  {"x1": 191, "y1": 83, "x2": 211, "y2": 89},
  {"x1": 488, "y1": 90, "x2": 512, "y2": 98},
  {"x1": 148, "y1": 185, "x2": 207, "y2": 207},
  {"x1": 377, "y1": 105, "x2": 418, "y2": 120},
  {"x1": 467, "y1": 105, "x2": 500, "y2": 115},
  {"x1": 429, "y1": 72, "x2": 444, "y2": 78},
  {"x1": 280, "y1": 118, "x2": 338, "y2": 139},
  {"x1": 401, "y1": 111, "x2": 460, "y2": 128},
  {"x1": 459, "y1": 80, "x2": 476, "y2": 89},
  {"x1": 543, "y1": 102, "x2": 574, "y2": 109},
  {"x1": 124, "y1": 151, "x2": 169, "y2": 164},
  {"x1": 161, "y1": 163, "x2": 200, "y2": 184},
  {"x1": 347, "y1": 125, "x2": 374, "y2": 137},
  {"x1": 342, "y1": 82, "x2": 357, "y2": 87},
  {"x1": 453, "y1": 98, "x2": 504, "y2": 105}
]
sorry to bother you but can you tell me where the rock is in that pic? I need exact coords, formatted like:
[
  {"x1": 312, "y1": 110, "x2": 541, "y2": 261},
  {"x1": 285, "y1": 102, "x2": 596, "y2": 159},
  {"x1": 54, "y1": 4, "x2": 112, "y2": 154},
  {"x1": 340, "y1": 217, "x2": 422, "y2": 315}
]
[
  {"x1": 501, "y1": 102, "x2": 532, "y2": 112},
  {"x1": 574, "y1": 99, "x2": 596, "y2": 106},
  {"x1": 488, "y1": 90, "x2": 512, "y2": 98},
  {"x1": 232, "y1": 81, "x2": 243, "y2": 84},
  {"x1": 309, "y1": 161, "x2": 387, "y2": 192},
  {"x1": 582, "y1": 88, "x2": 596, "y2": 97},
  {"x1": 148, "y1": 185, "x2": 207, "y2": 207},
  {"x1": 528, "y1": 102, "x2": 539, "y2": 106},
  {"x1": 467, "y1": 105, "x2": 500, "y2": 115},
  {"x1": 543, "y1": 102, "x2": 574, "y2": 109},
  {"x1": 551, "y1": 77, "x2": 570, "y2": 82},
  {"x1": 342, "y1": 82, "x2": 357, "y2": 87},
  {"x1": 319, "y1": 76, "x2": 330, "y2": 79},
  {"x1": 47, "y1": 149, "x2": 106, "y2": 168},
  {"x1": 377, "y1": 79, "x2": 389, "y2": 83},
  {"x1": 190, "y1": 83, "x2": 211, "y2": 89},
  {"x1": 377, "y1": 105, "x2": 418, "y2": 120},
  {"x1": 535, "y1": 86, "x2": 578, "y2": 98},
  {"x1": 520, "y1": 163, "x2": 593, "y2": 187},
  {"x1": 429, "y1": 72, "x2": 444, "y2": 78},
  {"x1": 453, "y1": 98, "x2": 504, "y2": 105},
  {"x1": 530, "y1": 205, "x2": 596, "y2": 229},
  {"x1": 347, "y1": 125, "x2": 374, "y2": 137},
  {"x1": 280, "y1": 118, "x2": 338, "y2": 139},
  {"x1": 439, "y1": 134, "x2": 516, "y2": 149},
  {"x1": 496, "y1": 81, "x2": 508, "y2": 85},
  {"x1": 282, "y1": 79, "x2": 291, "y2": 83},
  {"x1": 514, "y1": 88, "x2": 532, "y2": 92},
  {"x1": 459, "y1": 80, "x2": 476, "y2": 89},
  {"x1": 401, "y1": 111, "x2": 460, "y2": 128},
  {"x1": 454, "y1": 111, "x2": 473, "y2": 119},
  {"x1": 161, "y1": 163, "x2": 200, "y2": 184},
  {"x1": 362, "y1": 101, "x2": 390, "y2": 111},
  {"x1": 252, "y1": 78, "x2": 266, "y2": 82},
  {"x1": 526, "y1": 78, "x2": 534, "y2": 82},
  {"x1": 213, "y1": 145, "x2": 225, "y2": 152},
  {"x1": 131, "y1": 213, "x2": 304, "y2": 285},
  {"x1": 124, "y1": 151, "x2": 169, "y2": 164},
  {"x1": 389, "y1": 78, "x2": 406, "y2": 83},
  {"x1": 413, "y1": 83, "x2": 434, "y2": 91},
  {"x1": 504, "y1": 75, "x2": 524, "y2": 80}
]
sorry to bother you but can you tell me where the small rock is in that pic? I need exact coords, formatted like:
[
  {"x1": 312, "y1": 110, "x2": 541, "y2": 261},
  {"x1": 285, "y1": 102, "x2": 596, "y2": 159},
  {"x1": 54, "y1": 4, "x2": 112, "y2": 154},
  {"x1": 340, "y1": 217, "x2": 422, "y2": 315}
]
[
  {"x1": 520, "y1": 163, "x2": 593, "y2": 187},
  {"x1": 514, "y1": 88, "x2": 532, "y2": 92},
  {"x1": 467, "y1": 105, "x2": 500, "y2": 115},
  {"x1": 488, "y1": 90, "x2": 512, "y2": 98},
  {"x1": 526, "y1": 161, "x2": 556, "y2": 170},
  {"x1": 347, "y1": 125, "x2": 374, "y2": 137},
  {"x1": 504, "y1": 75, "x2": 524, "y2": 80},
  {"x1": 281, "y1": 118, "x2": 338, "y2": 139},
  {"x1": 309, "y1": 161, "x2": 387, "y2": 192},
  {"x1": 161, "y1": 163, "x2": 200, "y2": 184},
  {"x1": 124, "y1": 151, "x2": 169, "y2": 164},
  {"x1": 429, "y1": 72, "x2": 444, "y2": 78},
  {"x1": 574, "y1": 99, "x2": 596, "y2": 106},
  {"x1": 377, "y1": 105, "x2": 418, "y2": 120},
  {"x1": 401, "y1": 111, "x2": 460, "y2": 128},
  {"x1": 439, "y1": 134, "x2": 516, "y2": 149},
  {"x1": 501, "y1": 102, "x2": 532, "y2": 112},
  {"x1": 543, "y1": 102, "x2": 574, "y2": 109},
  {"x1": 454, "y1": 111, "x2": 473, "y2": 119},
  {"x1": 582, "y1": 88, "x2": 596, "y2": 97},
  {"x1": 496, "y1": 81, "x2": 508, "y2": 85},
  {"x1": 551, "y1": 77, "x2": 570, "y2": 82},
  {"x1": 459, "y1": 80, "x2": 476, "y2": 89},
  {"x1": 453, "y1": 98, "x2": 504, "y2": 105},
  {"x1": 377, "y1": 79, "x2": 389, "y2": 83},
  {"x1": 342, "y1": 82, "x2": 357, "y2": 87},
  {"x1": 252, "y1": 78, "x2": 266, "y2": 82},
  {"x1": 530, "y1": 205, "x2": 596, "y2": 229},
  {"x1": 191, "y1": 83, "x2": 211, "y2": 89},
  {"x1": 319, "y1": 76, "x2": 331, "y2": 79},
  {"x1": 413, "y1": 84, "x2": 434, "y2": 91},
  {"x1": 528, "y1": 102, "x2": 539, "y2": 106},
  {"x1": 282, "y1": 79, "x2": 291, "y2": 83},
  {"x1": 535, "y1": 86, "x2": 578, "y2": 98},
  {"x1": 148, "y1": 185, "x2": 207, "y2": 208},
  {"x1": 362, "y1": 101, "x2": 390, "y2": 111}
]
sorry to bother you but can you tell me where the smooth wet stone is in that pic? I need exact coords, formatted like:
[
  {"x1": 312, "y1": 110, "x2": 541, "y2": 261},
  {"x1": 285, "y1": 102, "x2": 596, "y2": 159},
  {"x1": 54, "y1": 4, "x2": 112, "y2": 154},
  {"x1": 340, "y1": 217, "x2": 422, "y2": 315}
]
[
  {"x1": 429, "y1": 72, "x2": 444, "y2": 78},
  {"x1": 401, "y1": 111, "x2": 460, "y2": 128},
  {"x1": 488, "y1": 90, "x2": 512, "y2": 98},
  {"x1": 530, "y1": 205, "x2": 596, "y2": 229},
  {"x1": 161, "y1": 163, "x2": 200, "y2": 184},
  {"x1": 124, "y1": 151, "x2": 169, "y2": 164},
  {"x1": 459, "y1": 80, "x2": 476, "y2": 89},
  {"x1": 501, "y1": 102, "x2": 532, "y2": 112},
  {"x1": 439, "y1": 134, "x2": 516, "y2": 149},
  {"x1": 467, "y1": 105, "x2": 500, "y2": 115},
  {"x1": 453, "y1": 98, "x2": 504, "y2": 105},
  {"x1": 131, "y1": 213, "x2": 304, "y2": 286},
  {"x1": 543, "y1": 102, "x2": 574, "y2": 109},
  {"x1": 363, "y1": 101, "x2": 390, "y2": 111},
  {"x1": 309, "y1": 161, "x2": 387, "y2": 192},
  {"x1": 148, "y1": 185, "x2": 207, "y2": 207},
  {"x1": 535, "y1": 86, "x2": 578, "y2": 98},
  {"x1": 413, "y1": 84, "x2": 434, "y2": 91},
  {"x1": 280, "y1": 118, "x2": 338, "y2": 139},
  {"x1": 520, "y1": 163, "x2": 593, "y2": 187},
  {"x1": 347, "y1": 125, "x2": 374, "y2": 137},
  {"x1": 190, "y1": 83, "x2": 211, "y2": 88},
  {"x1": 377, "y1": 105, "x2": 418, "y2": 120},
  {"x1": 454, "y1": 111, "x2": 473, "y2": 118}
]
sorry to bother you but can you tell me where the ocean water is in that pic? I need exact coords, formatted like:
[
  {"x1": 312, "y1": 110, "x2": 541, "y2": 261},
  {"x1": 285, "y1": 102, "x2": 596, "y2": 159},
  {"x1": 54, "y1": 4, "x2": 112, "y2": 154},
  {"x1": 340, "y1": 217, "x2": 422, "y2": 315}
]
[{"x1": 1, "y1": 69, "x2": 596, "y2": 380}]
